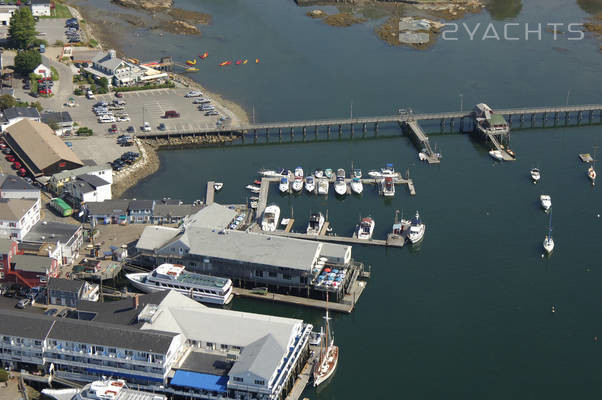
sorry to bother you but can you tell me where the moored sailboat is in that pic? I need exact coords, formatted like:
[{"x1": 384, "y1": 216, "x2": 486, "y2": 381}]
[
  {"x1": 543, "y1": 208, "x2": 554, "y2": 255},
  {"x1": 313, "y1": 296, "x2": 338, "y2": 387}
]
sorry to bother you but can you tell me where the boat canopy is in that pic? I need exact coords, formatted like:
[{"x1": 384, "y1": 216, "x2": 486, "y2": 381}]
[
  {"x1": 385, "y1": 163, "x2": 394, "y2": 168},
  {"x1": 280, "y1": 177, "x2": 287, "y2": 183}
]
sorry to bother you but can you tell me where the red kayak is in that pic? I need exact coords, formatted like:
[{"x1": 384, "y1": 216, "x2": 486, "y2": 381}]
[
  {"x1": 236, "y1": 60, "x2": 243, "y2": 65},
  {"x1": 200, "y1": 52, "x2": 208, "y2": 59}
]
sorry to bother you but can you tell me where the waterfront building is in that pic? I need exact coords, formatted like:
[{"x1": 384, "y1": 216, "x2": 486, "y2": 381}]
[
  {"x1": 63, "y1": 174, "x2": 112, "y2": 203},
  {"x1": 0, "y1": 173, "x2": 40, "y2": 201},
  {"x1": 23, "y1": 221, "x2": 83, "y2": 265},
  {"x1": 0, "y1": 238, "x2": 17, "y2": 281},
  {"x1": 0, "y1": 5, "x2": 18, "y2": 26},
  {"x1": 47, "y1": 277, "x2": 99, "y2": 306},
  {"x1": 41, "y1": 111, "x2": 75, "y2": 136},
  {"x1": 129, "y1": 200, "x2": 155, "y2": 224},
  {"x1": 9, "y1": 254, "x2": 59, "y2": 286},
  {"x1": 48, "y1": 165, "x2": 113, "y2": 195},
  {"x1": 85, "y1": 199, "x2": 130, "y2": 225},
  {"x1": 0, "y1": 290, "x2": 312, "y2": 400},
  {"x1": 42, "y1": 378, "x2": 168, "y2": 400},
  {"x1": 0, "y1": 107, "x2": 41, "y2": 131},
  {"x1": 4, "y1": 119, "x2": 83, "y2": 177},
  {"x1": 151, "y1": 203, "x2": 202, "y2": 225},
  {"x1": 33, "y1": 63, "x2": 51, "y2": 79},
  {"x1": 0, "y1": 198, "x2": 41, "y2": 240}
]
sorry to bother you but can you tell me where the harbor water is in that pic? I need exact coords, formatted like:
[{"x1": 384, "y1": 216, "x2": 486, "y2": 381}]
[{"x1": 77, "y1": 0, "x2": 602, "y2": 397}]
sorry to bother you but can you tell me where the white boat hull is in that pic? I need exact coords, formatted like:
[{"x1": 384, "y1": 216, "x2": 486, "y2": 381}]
[
  {"x1": 125, "y1": 273, "x2": 232, "y2": 305},
  {"x1": 543, "y1": 237, "x2": 554, "y2": 254},
  {"x1": 350, "y1": 182, "x2": 363, "y2": 194},
  {"x1": 334, "y1": 183, "x2": 347, "y2": 196},
  {"x1": 292, "y1": 180, "x2": 303, "y2": 192},
  {"x1": 279, "y1": 183, "x2": 289, "y2": 193},
  {"x1": 409, "y1": 225, "x2": 426, "y2": 244}
]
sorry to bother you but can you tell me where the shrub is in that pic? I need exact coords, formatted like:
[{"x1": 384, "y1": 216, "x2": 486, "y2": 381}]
[
  {"x1": 77, "y1": 127, "x2": 93, "y2": 136},
  {"x1": 0, "y1": 368, "x2": 8, "y2": 382}
]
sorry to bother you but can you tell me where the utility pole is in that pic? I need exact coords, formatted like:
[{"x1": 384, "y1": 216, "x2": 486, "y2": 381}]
[{"x1": 460, "y1": 93, "x2": 463, "y2": 113}]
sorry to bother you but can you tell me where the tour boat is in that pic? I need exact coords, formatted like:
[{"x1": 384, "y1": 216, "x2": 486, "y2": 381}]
[
  {"x1": 279, "y1": 177, "x2": 289, "y2": 193},
  {"x1": 318, "y1": 178, "x2": 329, "y2": 195},
  {"x1": 313, "y1": 297, "x2": 338, "y2": 387},
  {"x1": 245, "y1": 185, "x2": 261, "y2": 193},
  {"x1": 408, "y1": 211, "x2": 426, "y2": 244},
  {"x1": 294, "y1": 166, "x2": 304, "y2": 178},
  {"x1": 324, "y1": 168, "x2": 333, "y2": 179},
  {"x1": 126, "y1": 264, "x2": 233, "y2": 305},
  {"x1": 213, "y1": 182, "x2": 223, "y2": 191},
  {"x1": 356, "y1": 217, "x2": 375, "y2": 240},
  {"x1": 489, "y1": 150, "x2": 503, "y2": 161},
  {"x1": 314, "y1": 169, "x2": 324, "y2": 178},
  {"x1": 540, "y1": 194, "x2": 552, "y2": 212},
  {"x1": 261, "y1": 204, "x2": 280, "y2": 232},
  {"x1": 530, "y1": 168, "x2": 541, "y2": 183},
  {"x1": 306, "y1": 212, "x2": 325, "y2": 235},
  {"x1": 543, "y1": 209, "x2": 554, "y2": 255},
  {"x1": 292, "y1": 177, "x2": 304, "y2": 192},
  {"x1": 334, "y1": 169, "x2": 347, "y2": 196},
  {"x1": 305, "y1": 176, "x2": 316, "y2": 193},
  {"x1": 381, "y1": 177, "x2": 395, "y2": 197},
  {"x1": 350, "y1": 177, "x2": 363, "y2": 194},
  {"x1": 381, "y1": 163, "x2": 395, "y2": 176}
]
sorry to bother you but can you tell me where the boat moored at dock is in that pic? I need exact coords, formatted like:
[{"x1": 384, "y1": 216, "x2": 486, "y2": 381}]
[
  {"x1": 307, "y1": 212, "x2": 325, "y2": 235},
  {"x1": 262, "y1": 204, "x2": 280, "y2": 231},
  {"x1": 381, "y1": 177, "x2": 395, "y2": 197},
  {"x1": 313, "y1": 298, "x2": 338, "y2": 387},
  {"x1": 356, "y1": 217, "x2": 375, "y2": 240},
  {"x1": 279, "y1": 176, "x2": 290, "y2": 193},
  {"x1": 350, "y1": 177, "x2": 363, "y2": 194},
  {"x1": 126, "y1": 263, "x2": 233, "y2": 305},
  {"x1": 407, "y1": 211, "x2": 426, "y2": 244},
  {"x1": 318, "y1": 178, "x2": 329, "y2": 195},
  {"x1": 540, "y1": 194, "x2": 552, "y2": 212},
  {"x1": 334, "y1": 169, "x2": 347, "y2": 196},
  {"x1": 305, "y1": 176, "x2": 316, "y2": 193}
]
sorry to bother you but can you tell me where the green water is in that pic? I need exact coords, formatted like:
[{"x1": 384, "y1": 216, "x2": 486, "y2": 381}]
[{"x1": 76, "y1": 0, "x2": 602, "y2": 397}]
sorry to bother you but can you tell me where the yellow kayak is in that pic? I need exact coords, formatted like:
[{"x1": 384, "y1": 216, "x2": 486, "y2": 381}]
[
  {"x1": 186, "y1": 59, "x2": 197, "y2": 65},
  {"x1": 185, "y1": 67, "x2": 199, "y2": 72}
]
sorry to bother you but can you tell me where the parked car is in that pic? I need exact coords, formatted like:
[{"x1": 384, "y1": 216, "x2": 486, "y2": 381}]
[
  {"x1": 142, "y1": 122, "x2": 151, "y2": 132},
  {"x1": 109, "y1": 124, "x2": 118, "y2": 133},
  {"x1": 45, "y1": 308, "x2": 58, "y2": 316},
  {"x1": 16, "y1": 298, "x2": 31, "y2": 309},
  {"x1": 185, "y1": 91, "x2": 202, "y2": 98},
  {"x1": 158, "y1": 123, "x2": 166, "y2": 131},
  {"x1": 126, "y1": 126, "x2": 135, "y2": 133},
  {"x1": 115, "y1": 92, "x2": 123, "y2": 98},
  {"x1": 164, "y1": 110, "x2": 180, "y2": 118}
]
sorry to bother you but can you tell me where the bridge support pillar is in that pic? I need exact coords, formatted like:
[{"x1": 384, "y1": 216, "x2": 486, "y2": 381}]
[
  {"x1": 363, "y1": 123, "x2": 367, "y2": 134},
  {"x1": 589, "y1": 110, "x2": 593, "y2": 123},
  {"x1": 315, "y1": 125, "x2": 318, "y2": 139},
  {"x1": 520, "y1": 114, "x2": 525, "y2": 126},
  {"x1": 531, "y1": 113, "x2": 535, "y2": 127},
  {"x1": 554, "y1": 112, "x2": 559, "y2": 125},
  {"x1": 254, "y1": 130, "x2": 257, "y2": 140},
  {"x1": 303, "y1": 127, "x2": 307, "y2": 137},
  {"x1": 278, "y1": 128, "x2": 282, "y2": 139},
  {"x1": 374, "y1": 122, "x2": 379, "y2": 134},
  {"x1": 290, "y1": 127, "x2": 294, "y2": 139},
  {"x1": 578, "y1": 111, "x2": 583, "y2": 123},
  {"x1": 338, "y1": 124, "x2": 342, "y2": 137},
  {"x1": 449, "y1": 118, "x2": 454, "y2": 130},
  {"x1": 543, "y1": 112, "x2": 547, "y2": 127},
  {"x1": 508, "y1": 115, "x2": 512, "y2": 127},
  {"x1": 327, "y1": 125, "x2": 331, "y2": 138},
  {"x1": 565, "y1": 112, "x2": 569, "y2": 125},
  {"x1": 440, "y1": 118, "x2": 444, "y2": 128},
  {"x1": 350, "y1": 123, "x2": 354, "y2": 136}
]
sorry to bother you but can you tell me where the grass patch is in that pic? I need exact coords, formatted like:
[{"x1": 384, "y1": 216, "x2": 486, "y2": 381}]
[
  {"x1": 88, "y1": 38, "x2": 98, "y2": 48},
  {"x1": 40, "y1": 3, "x2": 72, "y2": 19}
]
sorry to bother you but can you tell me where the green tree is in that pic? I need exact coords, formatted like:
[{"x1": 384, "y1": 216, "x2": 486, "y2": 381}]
[
  {"x1": 98, "y1": 77, "x2": 109, "y2": 91},
  {"x1": 8, "y1": 7, "x2": 37, "y2": 49},
  {"x1": 0, "y1": 94, "x2": 17, "y2": 110},
  {"x1": 14, "y1": 50, "x2": 42, "y2": 75}
]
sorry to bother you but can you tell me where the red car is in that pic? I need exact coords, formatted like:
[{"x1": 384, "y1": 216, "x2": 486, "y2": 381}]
[
  {"x1": 115, "y1": 92, "x2": 123, "y2": 98},
  {"x1": 12, "y1": 161, "x2": 21, "y2": 169},
  {"x1": 109, "y1": 124, "x2": 118, "y2": 133},
  {"x1": 17, "y1": 169, "x2": 26, "y2": 177},
  {"x1": 5, "y1": 155, "x2": 14, "y2": 162}
]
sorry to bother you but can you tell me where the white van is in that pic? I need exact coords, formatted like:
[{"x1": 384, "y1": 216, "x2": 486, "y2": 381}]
[
  {"x1": 86, "y1": 90, "x2": 95, "y2": 99},
  {"x1": 98, "y1": 115, "x2": 116, "y2": 123}
]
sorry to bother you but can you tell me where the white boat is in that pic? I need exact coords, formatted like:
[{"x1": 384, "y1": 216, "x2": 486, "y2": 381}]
[
  {"x1": 305, "y1": 176, "x2": 316, "y2": 193},
  {"x1": 313, "y1": 297, "x2": 338, "y2": 387},
  {"x1": 306, "y1": 212, "x2": 325, "y2": 235},
  {"x1": 279, "y1": 177, "x2": 289, "y2": 193},
  {"x1": 350, "y1": 177, "x2": 363, "y2": 194},
  {"x1": 43, "y1": 378, "x2": 167, "y2": 400},
  {"x1": 245, "y1": 185, "x2": 260, "y2": 194},
  {"x1": 381, "y1": 177, "x2": 395, "y2": 197},
  {"x1": 418, "y1": 151, "x2": 428, "y2": 161},
  {"x1": 353, "y1": 168, "x2": 362, "y2": 178},
  {"x1": 408, "y1": 211, "x2": 426, "y2": 244},
  {"x1": 294, "y1": 166, "x2": 304, "y2": 178},
  {"x1": 125, "y1": 263, "x2": 233, "y2": 305},
  {"x1": 213, "y1": 182, "x2": 223, "y2": 191},
  {"x1": 258, "y1": 168, "x2": 282, "y2": 177},
  {"x1": 368, "y1": 170, "x2": 382, "y2": 178},
  {"x1": 292, "y1": 177, "x2": 304, "y2": 192},
  {"x1": 543, "y1": 209, "x2": 554, "y2": 255},
  {"x1": 314, "y1": 169, "x2": 324, "y2": 178},
  {"x1": 381, "y1": 163, "x2": 395, "y2": 176},
  {"x1": 540, "y1": 194, "x2": 551, "y2": 211},
  {"x1": 261, "y1": 204, "x2": 280, "y2": 231},
  {"x1": 334, "y1": 169, "x2": 346, "y2": 196},
  {"x1": 318, "y1": 178, "x2": 329, "y2": 195},
  {"x1": 530, "y1": 168, "x2": 541, "y2": 183},
  {"x1": 588, "y1": 166, "x2": 596, "y2": 186},
  {"x1": 489, "y1": 150, "x2": 503, "y2": 161},
  {"x1": 356, "y1": 217, "x2": 374, "y2": 240},
  {"x1": 324, "y1": 168, "x2": 333, "y2": 179}
]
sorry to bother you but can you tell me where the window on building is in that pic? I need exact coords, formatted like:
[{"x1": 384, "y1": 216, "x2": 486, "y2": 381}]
[
  {"x1": 283, "y1": 274, "x2": 291, "y2": 280},
  {"x1": 221, "y1": 344, "x2": 228, "y2": 350},
  {"x1": 268, "y1": 271, "x2": 277, "y2": 278},
  {"x1": 255, "y1": 270, "x2": 263, "y2": 277},
  {"x1": 254, "y1": 380, "x2": 265, "y2": 385},
  {"x1": 233, "y1": 377, "x2": 243, "y2": 382}
]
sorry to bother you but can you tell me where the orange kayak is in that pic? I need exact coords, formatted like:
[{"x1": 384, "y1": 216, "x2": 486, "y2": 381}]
[
  {"x1": 255, "y1": 58, "x2": 260, "y2": 64},
  {"x1": 219, "y1": 61, "x2": 232, "y2": 66},
  {"x1": 200, "y1": 52, "x2": 208, "y2": 59}
]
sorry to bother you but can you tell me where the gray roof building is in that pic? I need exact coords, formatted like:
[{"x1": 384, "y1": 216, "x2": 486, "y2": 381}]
[
  {"x1": 0, "y1": 309, "x2": 55, "y2": 340},
  {"x1": 0, "y1": 238, "x2": 14, "y2": 253},
  {"x1": 41, "y1": 111, "x2": 73, "y2": 126},
  {"x1": 11, "y1": 254, "x2": 54, "y2": 273},
  {"x1": 2, "y1": 107, "x2": 40, "y2": 122},
  {"x1": 86, "y1": 199, "x2": 130, "y2": 216},
  {"x1": 186, "y1": 203, "x2": 237, "y2": 230},
  {"x1": 0, "y1": 174, "x2": 37, "y2": 192},
  {"x1": 23, "y1": 221, "x2": 81, "y2": 244},
  {"x1": 152, "y1": 204, "x2": 202, "y2": 220},
  {"x1": 48, "y1": 277, "x2": 85, "y2": 293},
  {"x1": 129, "y1": 200, "x2": 155, "y2": 211},
  {"x1": 229, "y1": 334, "x2": 283, "y2": 383}
]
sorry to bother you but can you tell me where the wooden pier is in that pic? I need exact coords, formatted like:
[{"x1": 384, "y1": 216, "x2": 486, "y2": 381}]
[
  {"x1": 205, "y1": 181, "x2": 215, "y2": 205},
  {"x1": 265, "y1": 229, "x2": 406, "y2": 248},
  {"x1": 403, "y1": 120, "x2": 440, "y2": 164}
]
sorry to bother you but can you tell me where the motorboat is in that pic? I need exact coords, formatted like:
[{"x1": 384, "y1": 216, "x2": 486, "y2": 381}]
[
  {"x1": 368, "y1": 170, "x2": 382, "y2": 178},
  {"x1": 243, "y1": 59, "x2": 248, "y2": 64},
  {"x1": 292, "y1": 177, "x2": 304, "y2": 192},
  {"x1": 306, "y1": 212, "x2": 325, "y2": 235},
  {"x1": 213, "y1": 182, "x2": 223, "y2": 191},
  {"x1": 258, "y1": 168, "x2": 282, "y2": 177},
  {"x1": 353, "y1": 168, "x2": 362, "y2": 178},
  {"x1": 350, "y1": 177, "x2": 363, "y2": 194},
  {"x1": 530, "y1": 168, "x2": 541, "y2": 183},
  {"x1": 540, "y1": 194, "x2": 552, "y2": 212},
  {"x1": 408, "y1": 211, "x2": 426, "y2": 244},
  {"x1": 588, "y1": 165, "x2": 596, "y2": 186},
  {"x1": 318, "y1": 178, "x2": 329, "y2": 195},
  {"x1": 381, "y1": 163, "x2": 395, "y2": 176},
  {"x1": 543, "y1": 209, "x2": 554, "y2": 254},
  {"x1": 356, "y1": 217, "x2": 375, "y2": 240},
  {"x1": 334, "y1": 169, "x2": 347, "y2": 196},
  {"x1": 381, "y1": 177, "x2": 395, "y2": 197},
  {"x1": 245, "y1": 184, "x2": 260, "y2": 193},
  {"x1": 294, "y1": 166, "x2": 304, "y2": 178},
  {"x1": 324, "y1": 168, "x2": 333, "y2": 179},
  {"x1": 279, "y1": 177, "x2": 290, "y2": 193},
  {"x1": 489, "y1": 150, "x2": 503, "y2": 161},
  {"x1": 305, "y1": 176, "x2": 316, "y2": 193},
  {"x1": 314, "y1": 169, "x2": 324, "y2": 178},
  {"x1": 261, "y1": 204, "x2": 280, "y2": 232},
  {"x1": 126, "y1": 264, "x2": 233, "y2": 305}
]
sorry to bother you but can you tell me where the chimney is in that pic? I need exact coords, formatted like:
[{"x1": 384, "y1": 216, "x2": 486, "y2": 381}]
[{"x1": 133, "y1": 294, "x2": 139, "y2": 309}]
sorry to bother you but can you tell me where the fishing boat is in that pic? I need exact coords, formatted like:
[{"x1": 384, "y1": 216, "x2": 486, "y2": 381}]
[
  {"x1": 530, "y1": 167, "x2": 541, "y2": 183},
  {"x1": 245, "y1": 185, "x2": 260, "y2": 194},
  {"x1": 353, "y1": 168, "x2": 362, "y2": 179},
  {"x1": 185, "y1": 67, "x2": 199, "y2": 72},
  {"x1": 314, "y1": 168, "x2": 324, "y2": 178},
  {"x1": 213, "y1": 182, "x2": 223, "y2": 191},
  {"x1": 334, "y1": 169, "x2": 346, "y2": 196},
  {"x1": 306, "y1": 212, "x2": 325, "y2": 235},
  {"x1": 261, "y1": 204, "x2": 280, "y2": 232},
  {"x1": 186, "y1": 59, "x2": 197, "y2": 65},
  {"x1": 125, "y1": 263, "x2": 233, "y2": 305},
  {"x1": 540, "y1": 194, "x2": 552, "y2": 212},
  {"x1": 350, "y1": 177, "x2": 363, "y2": 194},
  {"x1": 381, "y1": 163, "x2": 395, "y2": 176},
  {"x1": 408, "y1": 211, "x2": 426, "y2": 244},
  {"x1": 356, "y1": 217, "x2": 375, "y2": 240},
  {"x1": 543, "y1": 209, "x2": 554, "y2": 255},
  {"x1": 279, "y1": 176, "x2": 289, "y2": 193},
  {"x1": 489, "y1": 150, "x2": 503, "y2": 161},
  {"x1": 313, "y1": 297, "x2": 338, "y2": 387},
  {"x1": 381, "y1": 177, "x2": 395, "y2": 197},
  {"x1": 324, "y1": 168, "x2": 333, "y2": 179},
  {"x1": 318, "y1": 178, "x2": 329, "y2": 195},
  {"x1": 305, "y1": 176, "x2": 316, "y2": 193}
]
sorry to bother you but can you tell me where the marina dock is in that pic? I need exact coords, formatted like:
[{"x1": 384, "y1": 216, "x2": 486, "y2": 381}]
[
  {"x1": 403, "y1": 120, "x2": 440, "y2": 164},
  {"x1": 266, "y1": 229, "x2": 407, "y2": 248},
  {"x1": 205, "y1": 181, "x2": 215, "y2": 205}
]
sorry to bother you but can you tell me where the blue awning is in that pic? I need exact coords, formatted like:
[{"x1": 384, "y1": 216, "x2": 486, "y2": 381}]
[{"x1": 171, "y1": 370, "x2": 228, "y2": 393}]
